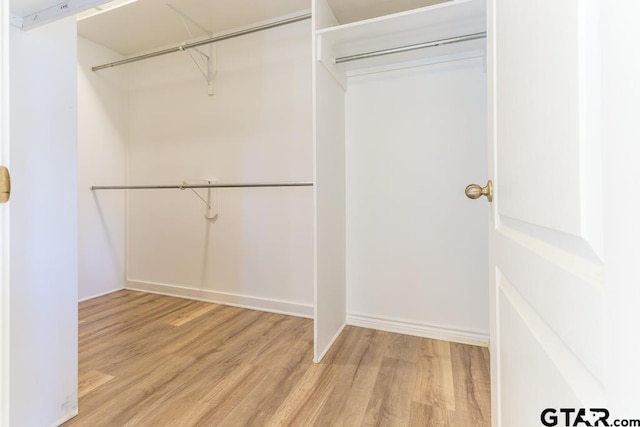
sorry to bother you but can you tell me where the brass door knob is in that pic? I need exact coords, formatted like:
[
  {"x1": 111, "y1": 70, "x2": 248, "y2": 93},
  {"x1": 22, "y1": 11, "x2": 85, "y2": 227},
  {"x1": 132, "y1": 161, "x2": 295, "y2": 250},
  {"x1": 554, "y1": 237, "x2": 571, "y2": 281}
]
[
  {"x1": 465, "y1": 180, "x2": 492, "y2": 202},
  {"x1": 0, "y1": 166, "x2": 9, "y2": 204}
]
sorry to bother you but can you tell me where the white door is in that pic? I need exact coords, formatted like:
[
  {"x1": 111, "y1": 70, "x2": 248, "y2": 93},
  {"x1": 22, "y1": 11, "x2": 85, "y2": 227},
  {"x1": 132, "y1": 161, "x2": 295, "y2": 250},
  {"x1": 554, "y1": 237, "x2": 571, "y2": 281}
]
[
  {"x1": 1, "y1": 3, "x2": 82, "y2": 425},
  {"x1": 489, "y1": 0, "x2": 640, "y2": 425}
]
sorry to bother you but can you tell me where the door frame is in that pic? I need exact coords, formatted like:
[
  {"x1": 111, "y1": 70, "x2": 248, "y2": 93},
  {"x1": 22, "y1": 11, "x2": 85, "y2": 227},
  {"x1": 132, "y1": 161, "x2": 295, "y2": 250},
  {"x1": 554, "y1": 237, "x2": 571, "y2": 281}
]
[
  {"x1": 1, "y1": 0, "x2": 9, "y2": 422},
  {"x1": 486, "y1": 0, "x2": 499, "y2": 421}
]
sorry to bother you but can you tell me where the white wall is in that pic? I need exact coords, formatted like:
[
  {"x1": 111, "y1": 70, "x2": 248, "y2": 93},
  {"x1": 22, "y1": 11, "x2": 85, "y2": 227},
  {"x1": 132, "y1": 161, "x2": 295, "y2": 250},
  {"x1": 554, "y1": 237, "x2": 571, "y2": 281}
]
[
  {"x1": 345, "y1": 57, "x2": 489, "y2": 344},
  {"x1": 77, "y1": 13, "x2": 486, "y2": 347},
  {"x1": 124, "y1": 20, "x2": 315, "y2": 316},
  {"x1": 77, "y1": 37, "x2": 128, "y2": 301},
  {"x1": 9, "y1": 17, "x2": 79, "y2": 427}
]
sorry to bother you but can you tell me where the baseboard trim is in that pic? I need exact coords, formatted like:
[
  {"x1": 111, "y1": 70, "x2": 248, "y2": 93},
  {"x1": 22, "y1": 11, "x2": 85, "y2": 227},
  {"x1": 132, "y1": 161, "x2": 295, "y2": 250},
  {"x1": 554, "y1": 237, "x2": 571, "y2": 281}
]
[
  {"x1": 78, "y1": 287, "x2": 124, "y2": 303},
  {"x1": 313, "y1": 322, "x2": 346, "y2": 363},
  {"x1": 126, "y1": 280, "x2": 313, "y2": 319},
  {"x1": 347, "y1": 313, "x2": 489, "y2": 347},
  {"x1": 51, "y1": 408, "x2": 78, "y2": 427}
]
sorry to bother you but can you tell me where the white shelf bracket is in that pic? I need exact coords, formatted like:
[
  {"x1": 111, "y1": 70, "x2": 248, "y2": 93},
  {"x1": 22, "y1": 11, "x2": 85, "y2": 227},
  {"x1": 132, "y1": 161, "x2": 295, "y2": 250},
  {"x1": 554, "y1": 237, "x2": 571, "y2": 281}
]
[
  {"x1": 207, "y1": 43, "x2": 217, "y2": 96},
  {"x1": 182, "y1": 179, "x2": 219, "y2": 220},
  {"x1": 168, "y1": 3, "x2": 217, "y2": 96}
]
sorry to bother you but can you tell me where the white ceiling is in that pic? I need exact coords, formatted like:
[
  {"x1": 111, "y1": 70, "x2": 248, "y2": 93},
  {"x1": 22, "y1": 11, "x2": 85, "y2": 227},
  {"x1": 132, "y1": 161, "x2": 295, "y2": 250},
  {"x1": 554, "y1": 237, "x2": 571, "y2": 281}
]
[{"x1": 77, "y1": 0, "x2": 450, "y2": 56}]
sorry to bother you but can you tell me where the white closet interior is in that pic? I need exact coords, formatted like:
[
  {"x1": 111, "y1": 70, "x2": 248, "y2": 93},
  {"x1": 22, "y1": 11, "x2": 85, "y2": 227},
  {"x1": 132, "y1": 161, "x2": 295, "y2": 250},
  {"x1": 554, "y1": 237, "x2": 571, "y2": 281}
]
[{"x1": 77, "y1": 0, "x2": 489, "y2": 362}]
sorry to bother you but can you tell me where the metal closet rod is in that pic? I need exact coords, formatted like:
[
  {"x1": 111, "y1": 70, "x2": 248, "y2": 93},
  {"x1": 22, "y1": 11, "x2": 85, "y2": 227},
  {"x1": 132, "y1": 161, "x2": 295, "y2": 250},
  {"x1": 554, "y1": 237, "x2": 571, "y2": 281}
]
[
  {"x1": 92, "y1": 13, "x2": 312, "y2": 72},
  {"x1": 334, "y1": 31, "x2": 487, "y2": 64},
  {"x1": 91, "y1": 182, "x2": 314, "y2": 190}
]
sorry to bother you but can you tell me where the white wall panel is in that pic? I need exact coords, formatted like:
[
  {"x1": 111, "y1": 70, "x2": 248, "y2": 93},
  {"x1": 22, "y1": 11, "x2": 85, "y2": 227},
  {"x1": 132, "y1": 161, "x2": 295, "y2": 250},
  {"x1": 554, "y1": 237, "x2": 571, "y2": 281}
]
[
  {"x1": 9, "y1": 17, "x2": 78, "y2": 427},
  {"x1": 126, "y1": 21, "x2": 314, "y2": 315},
  {"x1": 345, "y1": 57, "x2": 489, "y2": 341},
  {"x1": 313, "y1": 63, "x2": 347, "y2": 360},
  {"x1": 314, "y1": 0, "x2": 339, "y2": 31},
  {"x1": 77, "y1": 36, "x2": 128, "y2": 301}
]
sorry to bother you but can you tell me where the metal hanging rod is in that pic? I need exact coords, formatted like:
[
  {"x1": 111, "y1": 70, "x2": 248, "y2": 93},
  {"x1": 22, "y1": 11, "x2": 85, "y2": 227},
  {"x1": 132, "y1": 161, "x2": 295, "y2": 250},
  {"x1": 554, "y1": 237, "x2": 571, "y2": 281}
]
[
  {"x1": 91, "y1": 182, "x2": 314, "y2": 190},
  {"x1": 334, "y1": 32, "x2": 487, "y2": 64},
  {"x1": 92, "y1": 13, "x2": 312, "y2": 72}
]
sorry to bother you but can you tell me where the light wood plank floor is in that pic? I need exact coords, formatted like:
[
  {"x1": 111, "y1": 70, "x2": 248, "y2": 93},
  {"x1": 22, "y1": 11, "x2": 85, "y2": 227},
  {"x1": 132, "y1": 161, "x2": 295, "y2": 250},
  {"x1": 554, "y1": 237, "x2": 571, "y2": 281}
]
[{"x1": 64, "y1": 290, "x2": 490, "y2": 426}]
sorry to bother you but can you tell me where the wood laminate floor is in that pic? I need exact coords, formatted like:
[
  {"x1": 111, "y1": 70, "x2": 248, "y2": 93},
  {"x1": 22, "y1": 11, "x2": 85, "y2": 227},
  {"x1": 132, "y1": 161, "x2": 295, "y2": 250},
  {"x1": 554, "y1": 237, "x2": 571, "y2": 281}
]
[{"x1": 64, "y1": 290, "x2": 490, "y2": 426}]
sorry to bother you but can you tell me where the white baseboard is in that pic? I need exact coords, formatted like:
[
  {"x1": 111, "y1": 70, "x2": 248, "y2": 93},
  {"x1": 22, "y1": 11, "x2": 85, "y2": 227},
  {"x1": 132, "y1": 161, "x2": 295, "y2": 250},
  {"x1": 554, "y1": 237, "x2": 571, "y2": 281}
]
[
  {"x1": 78, "y1": 287, "x2": 125, "y2": 303},
  {"x1": 51, "y1": 408, "x2": 78, "y2": 427},
  {"x1": 313, "y1": 322, "x2": 346, "y2": 363},
  {"x1": 87, "y1": 285, "x2": 487, "y2": 346},
  {"x1": 347, "y1": 313, "x2": 489, "y2": 347},
  {"x1": 126, "y1": 280, "x2": 313, "y2": 319}
]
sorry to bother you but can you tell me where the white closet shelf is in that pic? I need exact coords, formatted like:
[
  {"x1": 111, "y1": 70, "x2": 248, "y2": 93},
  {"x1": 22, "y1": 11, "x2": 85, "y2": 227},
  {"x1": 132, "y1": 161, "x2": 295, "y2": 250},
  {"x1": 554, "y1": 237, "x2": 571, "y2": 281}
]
[{"x1": 316, "y1": 0, "x2": 486, "y2": 80}]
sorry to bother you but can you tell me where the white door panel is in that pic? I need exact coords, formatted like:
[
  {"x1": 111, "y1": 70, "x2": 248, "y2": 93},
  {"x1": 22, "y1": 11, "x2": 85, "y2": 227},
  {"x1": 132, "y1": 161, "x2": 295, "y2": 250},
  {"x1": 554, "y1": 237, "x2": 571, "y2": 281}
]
[
  {"x1": 495, "y1": 225, "x2": 604, "y2": 381},
  {"x1": 495, "y1": 0, "x2": 589, "y2": 237},
  {"x1": 490, "y1": 0, "x2": 605, "y2": 424},
  {"x1": 498, "y1": 275, "x2": 584, "y2": 424}
]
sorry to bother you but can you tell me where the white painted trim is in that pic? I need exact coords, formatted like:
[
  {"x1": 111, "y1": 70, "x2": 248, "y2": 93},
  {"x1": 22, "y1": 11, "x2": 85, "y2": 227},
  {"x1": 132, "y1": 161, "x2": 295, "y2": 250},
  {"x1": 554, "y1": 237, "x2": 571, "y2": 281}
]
[
  {"x1": 0, "y1": 0, "x2": 9, "y2": 422},
  {"x1": 9, "y1": 13, "x2": 23, "y2": 29},
  {"x1": 316, "y1": 36, "x2": 347, "y2": 90},
  {"x1": 126, "y1": 280, "x2": 314, "y2": 319},
  {"x1": 17, "y1": 0, "x2": 112, "y2": 31},
  {"x1": 347, "y1": 313, "x2": 489, "y2": 347},
  {"x1": 78, "y1": 287, "x2": 124, "y2": 303},
  {"x1": 51, "y1": 409, "x2": 78, "y2": 427},
  {"x1": 76, "y1": 0, "x2": 138, "y2": 21},
  {"x1": 313, "y1": 322, "x2": 345, "y2": 363}
]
